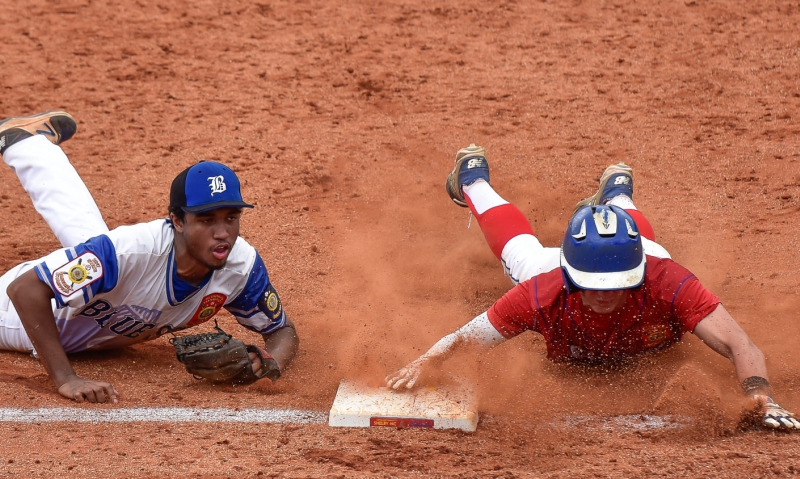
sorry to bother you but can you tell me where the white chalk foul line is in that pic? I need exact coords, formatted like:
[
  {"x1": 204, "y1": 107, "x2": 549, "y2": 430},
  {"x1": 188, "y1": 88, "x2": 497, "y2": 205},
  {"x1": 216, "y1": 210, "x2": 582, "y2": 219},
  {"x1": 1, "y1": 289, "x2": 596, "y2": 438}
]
[
  {"x1": 0, "y1": 407, "x2": 327, "y2": 424},
  {"x1": 0, "y1": 409, "x2": 691, "y2": 431}
]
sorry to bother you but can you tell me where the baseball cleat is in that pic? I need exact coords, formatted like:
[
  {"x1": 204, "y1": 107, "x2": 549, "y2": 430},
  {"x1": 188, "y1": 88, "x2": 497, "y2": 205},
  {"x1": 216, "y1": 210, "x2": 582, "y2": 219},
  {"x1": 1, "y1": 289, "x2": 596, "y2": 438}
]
[
  {"x1": 445, "y1": 143, "x2": 490, "y2": 207},
  {"x1": 573, "y1": 162, "x2": 634, "y2": 214},
  {"x1": 0, "y1": 110, "x2": 77, "y2": 155}
]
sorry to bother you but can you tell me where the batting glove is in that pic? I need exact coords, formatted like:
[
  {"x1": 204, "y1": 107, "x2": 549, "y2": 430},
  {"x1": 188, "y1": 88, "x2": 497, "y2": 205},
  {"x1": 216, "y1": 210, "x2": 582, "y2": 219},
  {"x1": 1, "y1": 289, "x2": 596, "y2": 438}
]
[{"x1": 757, "y1": 396, "x2": 800, "y2": 430}]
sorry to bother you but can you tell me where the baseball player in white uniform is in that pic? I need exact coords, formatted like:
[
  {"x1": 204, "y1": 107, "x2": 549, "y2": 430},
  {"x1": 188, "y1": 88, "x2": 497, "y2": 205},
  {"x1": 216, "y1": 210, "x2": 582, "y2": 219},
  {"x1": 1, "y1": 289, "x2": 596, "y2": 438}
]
[{"x1": 0, "y1": 111, "x2": 298, "y2": 403}]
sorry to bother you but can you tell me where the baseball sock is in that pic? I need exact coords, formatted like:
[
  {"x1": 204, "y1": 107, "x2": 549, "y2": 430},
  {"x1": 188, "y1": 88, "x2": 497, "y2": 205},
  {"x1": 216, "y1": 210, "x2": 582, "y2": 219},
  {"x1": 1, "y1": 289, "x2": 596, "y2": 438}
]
[
  {"x1": 606, "y1": 194, "x2": 655, "y2": 241},
  {"x1": 462, "y1": 180, "x2": 507, "y2": 214},
  {"x1": 463, "y1": 181, "x2": 535, "y2": 260}
]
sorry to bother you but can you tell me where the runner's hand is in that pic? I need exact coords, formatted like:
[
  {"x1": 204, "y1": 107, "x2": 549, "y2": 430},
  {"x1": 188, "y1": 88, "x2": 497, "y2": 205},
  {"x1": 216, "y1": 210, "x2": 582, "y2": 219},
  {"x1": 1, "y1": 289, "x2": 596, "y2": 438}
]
[
  {"x1": 756, "y1": 395, "x2": 800, "y2": 430},
  {"x1": 385, "y1": 359, "x2": 426, "y2": 390}
]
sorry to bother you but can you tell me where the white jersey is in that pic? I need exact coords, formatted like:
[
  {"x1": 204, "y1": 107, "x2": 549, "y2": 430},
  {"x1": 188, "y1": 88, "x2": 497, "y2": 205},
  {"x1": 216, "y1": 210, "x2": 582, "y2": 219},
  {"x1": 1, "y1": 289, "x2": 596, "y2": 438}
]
[{"x1": 31, "y1": 219, "x2": 286, "y2": 353}]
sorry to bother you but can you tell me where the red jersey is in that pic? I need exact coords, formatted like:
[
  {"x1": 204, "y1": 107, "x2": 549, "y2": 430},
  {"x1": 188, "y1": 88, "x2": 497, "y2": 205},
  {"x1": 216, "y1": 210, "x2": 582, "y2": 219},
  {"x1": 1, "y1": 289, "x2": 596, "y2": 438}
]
[{"x1": 487, "y1": 256, "x2": 720, "y2": 362}]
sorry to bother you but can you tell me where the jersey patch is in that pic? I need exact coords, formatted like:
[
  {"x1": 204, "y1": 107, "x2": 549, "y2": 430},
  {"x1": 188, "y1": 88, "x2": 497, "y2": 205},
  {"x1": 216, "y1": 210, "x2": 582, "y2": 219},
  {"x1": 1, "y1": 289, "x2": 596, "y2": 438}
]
[
  {"x1": 257, "y1": 284, "x2": 283, "y2": 322},
  {"x1": 642, "y1": 324, "x2": 672, "y2": 348},
  {"x1": 51, "y1": 253, "x2": 104, "y2": 298},
  {"x1": 186, "y1": 293, "x2": 228, "y2": 327}
]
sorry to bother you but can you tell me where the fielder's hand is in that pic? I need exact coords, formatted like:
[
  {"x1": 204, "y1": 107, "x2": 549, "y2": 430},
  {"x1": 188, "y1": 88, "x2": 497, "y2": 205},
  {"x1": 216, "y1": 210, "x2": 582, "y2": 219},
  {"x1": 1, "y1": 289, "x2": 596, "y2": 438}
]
[
  {"x1": 756, "y1": 395, "x2": 800, "y2": 430},
  {"x1": 58, "y1": 377, "x2": 119, "y2": 404},
  {"x1": 385, "y1": 359, "x2": 426, "y2": 390}
]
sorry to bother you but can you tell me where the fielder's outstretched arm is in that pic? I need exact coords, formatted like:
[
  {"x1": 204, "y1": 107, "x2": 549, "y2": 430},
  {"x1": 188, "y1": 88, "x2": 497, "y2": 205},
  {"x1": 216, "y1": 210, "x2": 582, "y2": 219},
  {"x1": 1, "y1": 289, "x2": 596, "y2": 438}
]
[
  {"x1": 385, "y1": 312, "x2": 506, "y2": 389},
  {"x1": 258, "y1": 317, "x2": 299, "y2": 374},
  {"x1": 693, "y1": 304, "x2": 800, "y2": 430},
  {"x1": 7, "y1": 270, "x2": 119, "y2": 403}
]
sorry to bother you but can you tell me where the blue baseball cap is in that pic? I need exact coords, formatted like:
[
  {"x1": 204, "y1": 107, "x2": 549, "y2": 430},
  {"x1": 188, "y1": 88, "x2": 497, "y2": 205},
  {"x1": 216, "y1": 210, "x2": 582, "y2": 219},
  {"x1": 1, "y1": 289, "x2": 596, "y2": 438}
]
[{"x1": 169, "y1": 161, "x2": 254, "y2": 214}]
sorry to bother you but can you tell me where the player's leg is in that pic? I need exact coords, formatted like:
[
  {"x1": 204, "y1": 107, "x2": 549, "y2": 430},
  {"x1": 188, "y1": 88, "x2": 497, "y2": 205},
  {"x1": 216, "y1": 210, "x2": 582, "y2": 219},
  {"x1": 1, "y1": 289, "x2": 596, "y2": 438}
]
[
  {"x1": 445, "y1": 144, "x2": 560, "y2": 285},
  {"x1": 0, "y1": 111, "x2": 109, "y2": 247},
  {"x1": 0, "y1": 262, "x2": 36, "y2": 352},
  {"x1": 573, "y1": 163, "x2": 656, "y2": 241},
  {"x1": 463, "y1": 181, "x2": 560, "y2": 284},
  {"x1": 605, "y1": 195, "x2": 655, "y2": 241}
]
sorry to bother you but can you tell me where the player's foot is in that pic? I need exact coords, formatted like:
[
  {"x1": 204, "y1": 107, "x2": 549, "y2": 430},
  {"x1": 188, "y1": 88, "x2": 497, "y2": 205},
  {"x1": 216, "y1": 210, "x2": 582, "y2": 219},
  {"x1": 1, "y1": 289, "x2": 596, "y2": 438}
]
[
  {"x1": 573, "y1": 162, "x2": 634, "y2": 213},
  {"x1": 445, "y1": 143, "x2": 490, "y2": 207},
  {"x1": 0, "y1": 110, "x2": 77, "y2": 156}
]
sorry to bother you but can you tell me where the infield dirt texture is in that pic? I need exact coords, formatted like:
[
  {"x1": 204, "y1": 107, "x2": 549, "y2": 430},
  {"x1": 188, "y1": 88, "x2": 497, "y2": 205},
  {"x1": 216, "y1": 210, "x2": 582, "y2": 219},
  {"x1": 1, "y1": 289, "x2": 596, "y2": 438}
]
[{"x1": 1, "y1": 0, "x2": 800, "y2": 477}]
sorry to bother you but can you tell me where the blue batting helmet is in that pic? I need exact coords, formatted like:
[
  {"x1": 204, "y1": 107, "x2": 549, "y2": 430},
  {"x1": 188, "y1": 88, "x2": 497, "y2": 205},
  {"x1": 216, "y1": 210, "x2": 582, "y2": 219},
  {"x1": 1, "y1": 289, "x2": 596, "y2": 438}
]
[{"x1": 560, "y1": 205, "x2": 645, "y2": 290}]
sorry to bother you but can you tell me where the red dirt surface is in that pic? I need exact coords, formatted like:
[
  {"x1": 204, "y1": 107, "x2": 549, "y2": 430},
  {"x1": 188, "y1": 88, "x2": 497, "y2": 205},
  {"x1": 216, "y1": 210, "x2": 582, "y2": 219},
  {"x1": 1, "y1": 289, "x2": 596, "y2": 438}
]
[{"x1": 2, "y1": 0, "x2": 800, "y2": 476}]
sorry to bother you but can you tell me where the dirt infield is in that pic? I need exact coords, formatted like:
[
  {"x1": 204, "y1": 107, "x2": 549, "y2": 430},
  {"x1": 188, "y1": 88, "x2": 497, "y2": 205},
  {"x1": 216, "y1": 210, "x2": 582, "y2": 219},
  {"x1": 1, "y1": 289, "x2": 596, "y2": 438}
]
[{"x1": 1, "y1": 0, "x2": 800, "y2": 476}]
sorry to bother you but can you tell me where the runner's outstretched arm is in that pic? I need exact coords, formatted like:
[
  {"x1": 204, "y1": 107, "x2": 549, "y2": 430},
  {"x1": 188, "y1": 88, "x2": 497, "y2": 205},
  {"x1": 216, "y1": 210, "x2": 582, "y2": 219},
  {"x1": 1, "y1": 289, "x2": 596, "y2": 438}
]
[
  {"x1": 385, "y1": 312, "x2": 505, "y2": 389},
  {"x1": 693, "y1": 304, "x2": 799, "y2": 430}
]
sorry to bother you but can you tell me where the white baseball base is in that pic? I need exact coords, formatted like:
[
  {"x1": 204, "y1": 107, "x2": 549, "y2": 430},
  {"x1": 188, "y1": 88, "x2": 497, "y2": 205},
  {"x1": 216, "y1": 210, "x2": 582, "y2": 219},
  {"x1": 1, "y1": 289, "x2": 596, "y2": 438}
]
[{"x1": 328, "y1": 380, "x2": 478, "y2": 432}]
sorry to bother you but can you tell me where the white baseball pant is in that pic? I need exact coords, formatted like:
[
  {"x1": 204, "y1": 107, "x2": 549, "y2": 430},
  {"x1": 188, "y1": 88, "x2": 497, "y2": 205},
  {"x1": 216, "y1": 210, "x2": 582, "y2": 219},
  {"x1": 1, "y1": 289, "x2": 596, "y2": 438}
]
[{"x1": 0, "y1": 135, "x2": 108, "y2": 351}]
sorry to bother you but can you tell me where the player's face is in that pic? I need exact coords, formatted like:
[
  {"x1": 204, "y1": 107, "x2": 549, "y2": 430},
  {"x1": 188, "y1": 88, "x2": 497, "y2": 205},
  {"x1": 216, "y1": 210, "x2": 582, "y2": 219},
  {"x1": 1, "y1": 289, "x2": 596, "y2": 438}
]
[
  {"x1": 579, "y1": 289, "x2": 628, "y2": 314},
  {"x1": 178, "y1": 208, "x2": 242, "y2": 270}
]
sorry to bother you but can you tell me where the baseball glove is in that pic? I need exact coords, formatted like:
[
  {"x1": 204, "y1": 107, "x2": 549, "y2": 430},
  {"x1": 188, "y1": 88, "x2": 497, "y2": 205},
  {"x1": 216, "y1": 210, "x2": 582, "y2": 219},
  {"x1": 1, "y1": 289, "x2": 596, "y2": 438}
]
[{"x1": 170, "y1": 324, "x2": 280, "y2": 384}]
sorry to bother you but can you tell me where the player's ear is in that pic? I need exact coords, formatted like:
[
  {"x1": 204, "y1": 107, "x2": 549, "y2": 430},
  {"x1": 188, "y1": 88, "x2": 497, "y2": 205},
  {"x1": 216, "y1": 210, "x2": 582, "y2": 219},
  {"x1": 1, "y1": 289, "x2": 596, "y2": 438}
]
[{"x1": 170, "y1": 212, "x2": 185, "y2": 233}]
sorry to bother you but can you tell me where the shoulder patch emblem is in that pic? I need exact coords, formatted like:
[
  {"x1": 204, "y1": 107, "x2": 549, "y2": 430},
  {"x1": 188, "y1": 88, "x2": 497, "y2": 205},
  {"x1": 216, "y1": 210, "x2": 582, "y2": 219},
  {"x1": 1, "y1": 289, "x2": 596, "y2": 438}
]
[
  {"x1": 186, "y1": 293, "x2": 227, "y2": 327},
  {"x1": 52, "y1": 253, "x2": 104, "y2": 298},
  {"x1": 258, "y1": 284, "x2": 283, "y2": 322},
  {"x1": 266, "y1": 292, "x2": 279, "y2": 312}
]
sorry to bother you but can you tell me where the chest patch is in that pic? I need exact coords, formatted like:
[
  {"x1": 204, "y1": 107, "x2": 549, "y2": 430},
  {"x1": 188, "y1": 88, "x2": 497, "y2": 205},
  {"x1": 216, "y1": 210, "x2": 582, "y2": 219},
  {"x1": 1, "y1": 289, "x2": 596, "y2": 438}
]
[
  {"x1": 186, "y1": 293, "x2": 227, "y2": 327},
  {"x1": 52, "y1": 253, "x2": 104, "y2": 298},
  {"x1": 642, "y1": 324, "x2": 672, "y2": 348}
]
